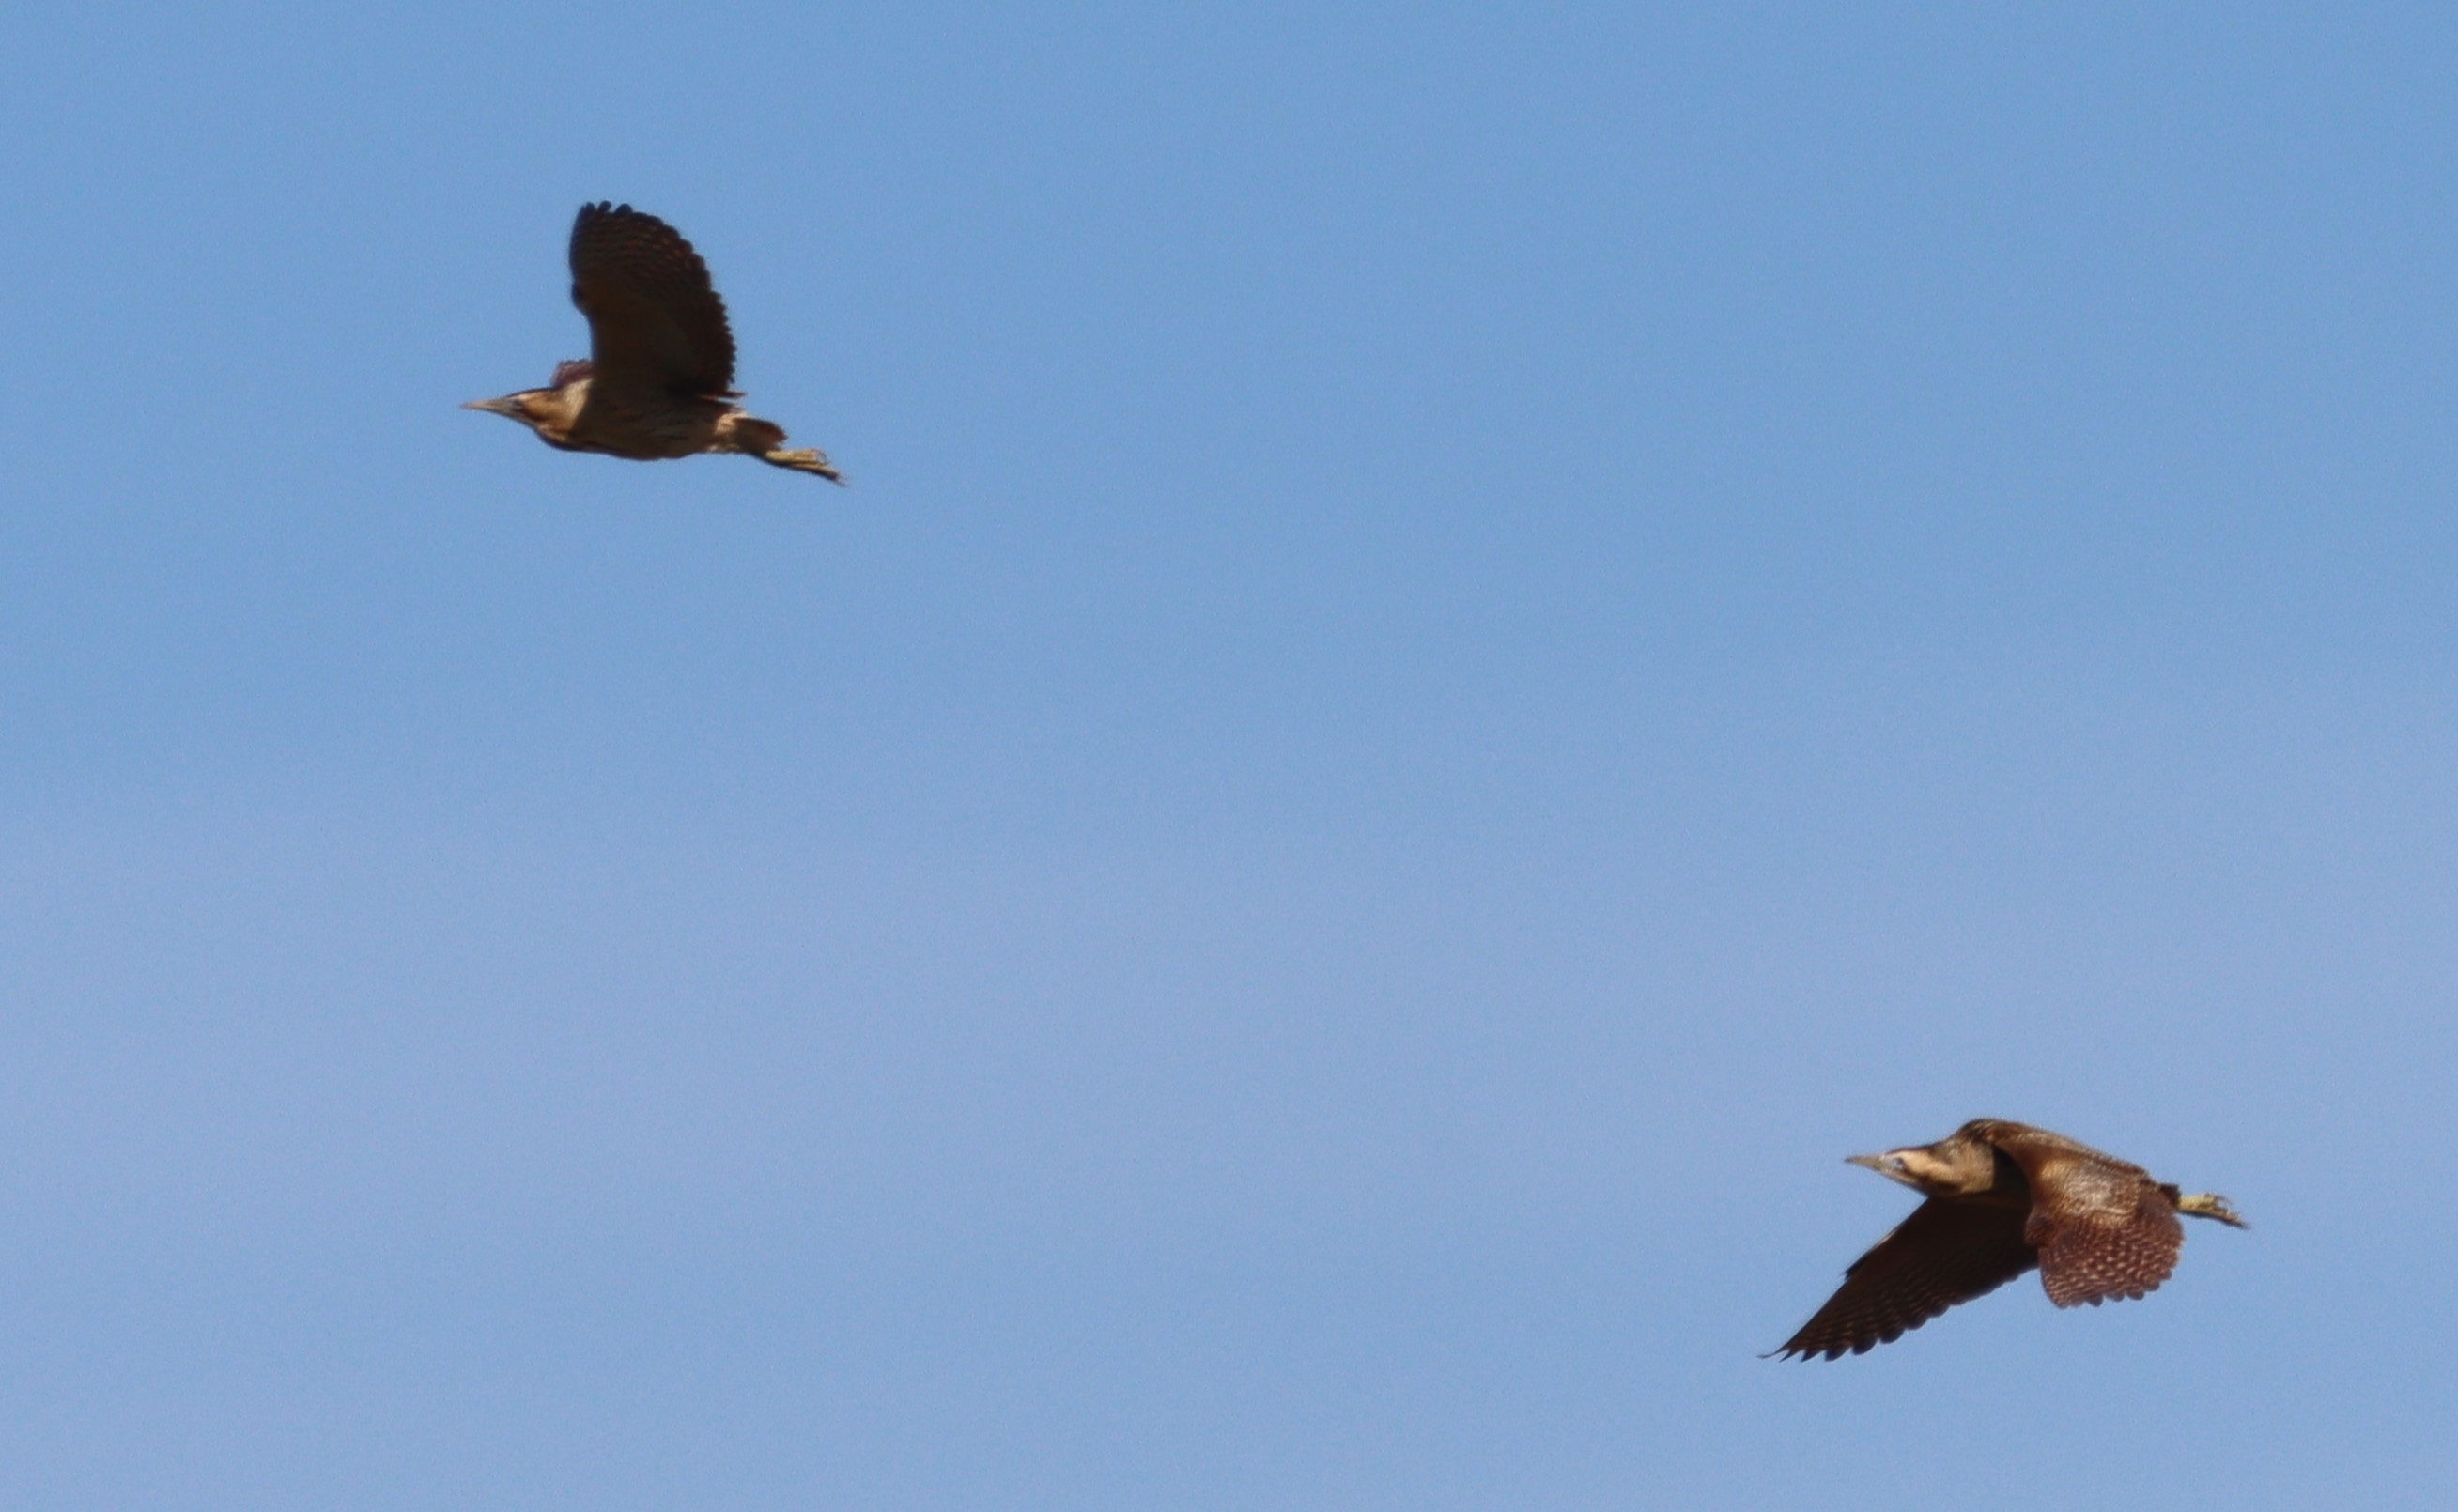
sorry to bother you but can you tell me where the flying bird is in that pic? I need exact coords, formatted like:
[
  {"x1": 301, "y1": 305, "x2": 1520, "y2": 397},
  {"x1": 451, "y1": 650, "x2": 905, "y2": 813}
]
[
  {"x1": 467, "y1": 203, "x2": 842, "y2": 482},
  {"x1": 1774, "y1": 1119, "x2": 2246, "y2": 1360}
]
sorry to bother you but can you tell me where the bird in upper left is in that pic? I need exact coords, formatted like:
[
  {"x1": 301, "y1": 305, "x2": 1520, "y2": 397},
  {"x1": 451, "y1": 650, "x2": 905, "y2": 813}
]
[{"x1": 467, "y1": 202, "x2": 842, "y2": 483}]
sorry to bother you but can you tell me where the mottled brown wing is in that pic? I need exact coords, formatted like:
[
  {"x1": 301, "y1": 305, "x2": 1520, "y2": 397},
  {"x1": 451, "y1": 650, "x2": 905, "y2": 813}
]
[
  {"x1": 1980, "y1": 1124, "x2": 2184, "y2": 1308},
  {"x1": 1775, "y1": 1196, "x2": 2037, "y2": 1360},
  {"x1": 567, "y1": 203, "x2": 737, "y2": 397},
  {"x1": 2029, "y1": 1189, "x2": 2183, "y2": 1306}
]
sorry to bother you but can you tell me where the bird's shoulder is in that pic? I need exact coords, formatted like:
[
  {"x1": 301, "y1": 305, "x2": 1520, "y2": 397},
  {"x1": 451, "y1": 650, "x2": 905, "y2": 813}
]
[{"x1": 1966, "y1": 1120, "x2": 2154, "y2": 1196}]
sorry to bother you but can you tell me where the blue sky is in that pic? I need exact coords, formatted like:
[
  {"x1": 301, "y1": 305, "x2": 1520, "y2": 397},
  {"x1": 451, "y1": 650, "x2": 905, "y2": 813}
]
[{"x1": 4, "y1": 3, "x2": 2455, "y2": 1506}]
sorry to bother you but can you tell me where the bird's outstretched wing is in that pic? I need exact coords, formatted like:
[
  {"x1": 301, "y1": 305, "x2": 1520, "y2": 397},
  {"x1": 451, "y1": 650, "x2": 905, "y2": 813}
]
[
  {"x1": 2031, "y1": 1196, "x2": 2184, "y2": 1306},
  {"x1": 1981, "y1": 1122, "x2": 2186, "y2": 1307},
  {"x1": 567, "y1": 203, "x2": 737, "y2": 398},
  {"x1": 1774, "y1": 1196, "x2": 2037, "y2": 1359}
]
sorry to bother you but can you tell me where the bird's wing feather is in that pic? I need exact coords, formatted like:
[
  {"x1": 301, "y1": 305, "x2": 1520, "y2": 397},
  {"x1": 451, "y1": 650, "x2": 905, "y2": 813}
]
[
  {"x1": 1981, "y1": 1124, "x2": 2185, "y2": 1307},
  {"x1": 1775, "y1": 1196, "x2": 2037, "y2": 1359},
  {"x1": 2027, "y1": 1187, "x2": 2183, "y2": 1306},
  {"x1": 567, "y1": 203, "x2": 737, "y2": 397}
]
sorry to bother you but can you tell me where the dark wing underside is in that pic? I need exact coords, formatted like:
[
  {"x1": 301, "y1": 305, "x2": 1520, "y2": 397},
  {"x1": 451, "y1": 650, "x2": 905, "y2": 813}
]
[
  {"x1": 1775, "y1": 1196, "x2": 2037, "y2": 1360},
  {"x1": 567, "y1": 202, "x2": 738, "y2": 398}
]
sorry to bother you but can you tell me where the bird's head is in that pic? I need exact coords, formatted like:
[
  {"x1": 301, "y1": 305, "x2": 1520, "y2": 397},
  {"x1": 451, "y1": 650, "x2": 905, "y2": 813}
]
[
  {"x1": 463, "y1": 391, "x2": 549, "y2": 427},
  {"x1": 1847, "y1": 1142, "x2": 1982, "y2": 1196},
  {"x1": 464, "y1": 378, "x2": 588, "y2": 448}
]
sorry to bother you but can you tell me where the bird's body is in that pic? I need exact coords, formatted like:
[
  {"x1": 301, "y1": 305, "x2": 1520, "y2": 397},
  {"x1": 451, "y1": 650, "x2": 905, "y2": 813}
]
[
  {"x1": 1775, "y1": 1119, "x2": 2246, "y2": 1360},
  {"x1": 496, "y1": 364, "x2": 788, "y2": 462},
  {"x1": 468, "y1": 203, "x2": 841, "y2": 482}
]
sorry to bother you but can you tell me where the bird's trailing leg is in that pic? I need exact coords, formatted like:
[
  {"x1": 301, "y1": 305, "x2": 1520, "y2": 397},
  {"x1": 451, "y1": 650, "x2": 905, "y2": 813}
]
[
  {"x1": 719, "y1": 412, "x2": 844, "y2": 484},
  {"x1": 2173, "y1": 1192, "x2": 2249, "y2": 1227},
  {"x1": 760, "y1": 446, "x2": 844, "y2": 483}
]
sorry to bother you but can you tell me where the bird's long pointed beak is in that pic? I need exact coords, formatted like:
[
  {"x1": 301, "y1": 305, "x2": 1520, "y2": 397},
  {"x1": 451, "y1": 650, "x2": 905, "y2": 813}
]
[
  {"x1": 463, "y1": 396, "x2": 518, "y2": 416},
  {"x1": 1845, "y1": 1153, "x2": 1887, "y2": 1172}
]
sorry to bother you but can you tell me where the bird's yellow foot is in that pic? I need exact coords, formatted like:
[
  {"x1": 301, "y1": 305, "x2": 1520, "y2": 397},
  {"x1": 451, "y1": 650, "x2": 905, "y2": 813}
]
[
  {"x1": 2175, "y1": 1192, "x2": 2249, "y2": 1227},
  {"x1": 763, "y1": 447, "x2": 843, "y2": 483}
]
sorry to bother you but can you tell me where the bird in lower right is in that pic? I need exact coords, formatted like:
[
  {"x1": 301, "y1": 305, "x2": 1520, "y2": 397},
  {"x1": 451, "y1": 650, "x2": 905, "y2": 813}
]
[{"x1": 1774, "y1": 1119, "x2": 2247, "y2": 1360}]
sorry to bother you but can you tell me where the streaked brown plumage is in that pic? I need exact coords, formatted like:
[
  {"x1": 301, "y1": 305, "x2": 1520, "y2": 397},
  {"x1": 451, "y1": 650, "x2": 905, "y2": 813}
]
[
  {"x1": 1775, "y1": 1119, "x2": 2246, "y2": 1360},
  {"x1": 466, "y1": 203, "x2": 842, "y2": 482}
]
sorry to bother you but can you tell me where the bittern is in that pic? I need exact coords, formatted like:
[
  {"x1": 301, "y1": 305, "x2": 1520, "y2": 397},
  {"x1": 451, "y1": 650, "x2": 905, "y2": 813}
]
[
  {"x1": 1775, "y1": 1119, "x2": 2246, "y2": 1360},
  {"x1": 467, "y1": 203, "x2": 842, "y2": 482}
]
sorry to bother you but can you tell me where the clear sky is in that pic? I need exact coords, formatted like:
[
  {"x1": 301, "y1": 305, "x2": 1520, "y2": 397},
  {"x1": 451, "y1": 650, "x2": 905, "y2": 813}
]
[{"x1": 3, "y1": 3, "x2": 2453, "y2": 1507}]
